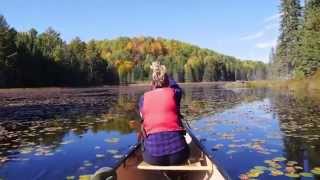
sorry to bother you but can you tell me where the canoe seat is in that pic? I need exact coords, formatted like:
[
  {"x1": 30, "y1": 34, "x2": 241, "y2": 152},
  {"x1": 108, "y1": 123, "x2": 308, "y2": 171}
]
[{"x1": 137, "y1": 160, "x2": 212, "y2": 171}]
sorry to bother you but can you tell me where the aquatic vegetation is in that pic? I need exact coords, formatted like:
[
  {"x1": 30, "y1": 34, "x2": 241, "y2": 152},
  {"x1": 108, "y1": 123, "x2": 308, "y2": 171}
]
[
  {"x1": 253, "y1": 166, "x2": 269, "y2": 171},
  {"x1": 286, "y1": 161, "x2": 298, "y2": 166},
  {"x1": 248, "y1": 71, "x2": 320, "y2": 91},
  {"x1": 83, "y1": 160, "x2": 93, "y2": 167},
  {"x1": 243, "y1": 168, "x2": 264, "y2": 178},
  {"x1": 242, "y1": 159, "x2": 316, "y2": 179},
  {"x1": 104, "y1": 138, "x2": 120, "y2": 143},
  {"x1": 1, "y1": 84, "x2": 320, "y2": 179},
  {"x1": 112, "y1": 154, "x2": 123, "y2": 159},
  {"x1": 60, "y1": 140, "x2": 74, "y2": 145},
  {"x1": 270, "y1": 169, "x2": 284, "y2": 176},
  {"x1": 273, "y1": 157, "x2": 286, "y2": 162},
  {"x1": 285, "y1": 173, "x2": 300, "y2": 178},
  {"x1": 96, "y1": 154, "x2": 105, "y2": 158},
  {"x1": 311, "y1": 167, "x2": 320, "y2": 175},
  {"x1": 19, "y1": 147, "x2": 34, "y2": 154},
  {"x1": 107, "y1": 149, "x2": 119, "y2": 154},
  {"x1": 226, "y1": 150, "x2": 237, "y2": 154},
  {"x1": 300, "y1": 172, "x2": 314, "y2": 177},
  {"x1": 79, "y1": 175, "x2": 91, "y2": 180},
  {"x1": 285, "y1": 166, "x2": 296, "y2": 173},
  {"x1": 65, "y1": 176, "x2": 75, "y2": 180},
  {"x1": 0, "y1": 157, "x2": 8, "y2": 164}
]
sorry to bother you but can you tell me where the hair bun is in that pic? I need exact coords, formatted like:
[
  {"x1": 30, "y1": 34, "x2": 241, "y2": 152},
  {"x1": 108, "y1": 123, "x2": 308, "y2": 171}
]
[{"x1": 150, "y1": 61, "x2": 168, "y2": 88}]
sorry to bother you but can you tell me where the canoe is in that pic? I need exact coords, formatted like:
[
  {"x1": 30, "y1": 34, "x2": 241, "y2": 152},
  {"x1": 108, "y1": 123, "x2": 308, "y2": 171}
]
[{"x1": 91, "y1": 123, "x2": 230, "y2": 180}]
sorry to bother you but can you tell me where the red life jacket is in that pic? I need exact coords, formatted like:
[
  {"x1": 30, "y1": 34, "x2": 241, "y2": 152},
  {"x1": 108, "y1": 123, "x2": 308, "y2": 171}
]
[{"x1": 142, "y1": 87, "x2": 184, "y2": 135}]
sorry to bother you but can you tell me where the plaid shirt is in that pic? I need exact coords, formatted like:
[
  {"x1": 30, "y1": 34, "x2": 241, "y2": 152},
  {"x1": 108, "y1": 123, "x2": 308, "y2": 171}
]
[
  {"x1": 144, "y1": 131, "x2": 187, "y2": 156},
  {"x1": 139, "y1": 77, "x2": 185, "y2": 156}
]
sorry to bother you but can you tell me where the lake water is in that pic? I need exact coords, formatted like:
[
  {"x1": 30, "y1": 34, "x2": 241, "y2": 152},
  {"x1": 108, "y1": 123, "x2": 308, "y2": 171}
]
[{"x1": 0, "y1": 84, "x2": 319, "y2": 180}]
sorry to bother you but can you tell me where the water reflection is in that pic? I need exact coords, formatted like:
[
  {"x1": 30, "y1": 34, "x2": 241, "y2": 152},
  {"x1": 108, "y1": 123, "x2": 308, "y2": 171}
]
[
  {"x1": 0, "y1": 86, "x2": 146, "y2": 180},
  {"x1": 0, "y1": 85, "x2": 319, "y2": 179},
  {"x1": 190, "y1": 88, "x2": 320, "y2": 179},
  {"x1": 270, "y1": 91, "x2": 320, "y2": 176}
]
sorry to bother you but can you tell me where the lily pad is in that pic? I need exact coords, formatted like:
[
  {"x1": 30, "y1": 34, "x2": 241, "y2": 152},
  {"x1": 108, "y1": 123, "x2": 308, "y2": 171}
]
[
  {"x1": 285, "y1": 173, "x2": 300, "y2": 178},
  {"x1": 273, "y1": 157, "x2": 286, "y2": 162},
  {"x1": 247, "y1": 171, "x2": 262, "y2": 178},
  {"x1": 254, "y1": 166, "x2": 269, "y2": 171},
  {"x1": 20, "y1": 147, "x2": 33, "y2": 154},
  {"x1": 105, "y1": 138, "x2": 120, "y2": 143},
  {"x1": 313, "y1": 167, "x2": 320, "y2": 171},
  {"x1": 66, "y1": 176, "x2": 75, "y2": 180},
  {"x1": 79, "y1": 175, "x2": 91, "y2": 180},
  {"x1": 113, "y1": 154, "x2": 123, "y2": 159},
  {"x1": 285, "y1": 166, "x2": 296, "y2": 173},
  {"x1": 311, "y1": 169, "x2": 320, "y2": 175},
  {"x1": 107, "y1": 149, "x2": 119, "y2": 154},
  {"x1": 269, "y1": 162, "x2": 282, "y2": 169},
  {"x1": 60, "y1": 140, "x2": 74, "y2": 145},
  {"x1": 96, "y1": 154, "x2": 105, "y2": 158},
  {"x1": 226, "y1": 150, "x2": 237, "y2": 154},
  {"x1": 300, "y1": 172, "x2": 313, "y2": 177},
  {"x1": 270, "y1": 169, "x2": 284, "y2": 176},
  {"x1": 250, "y1": 169, "x2": 264, "y2": 174},
  {"x1": 213, "y1": 144, "x2": 224, "y2": 149},
  {"x1": 83, "y1": 161, "x2": 93, "y2": 167},
  {"x1": 264, "y1": 160, "x2": 273, "y2": 164},
  {"x1": 287, "y1": 161, "x2": 298, "y2": 166}
]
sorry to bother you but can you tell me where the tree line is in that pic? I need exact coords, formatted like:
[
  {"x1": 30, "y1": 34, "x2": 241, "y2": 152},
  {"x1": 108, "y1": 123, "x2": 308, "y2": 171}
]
[
  {"x1": 270, "y1": 0, "x2": 320, "y2": 79},
  {"x1": 0, "y1": 15, "x2": 267, "y2": 88}
]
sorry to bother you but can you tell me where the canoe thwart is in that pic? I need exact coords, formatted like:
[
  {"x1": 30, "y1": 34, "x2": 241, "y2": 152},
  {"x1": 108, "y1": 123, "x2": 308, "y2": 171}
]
[{"x1": 137, "y1": 161, "x2": 212, "y2": 171}]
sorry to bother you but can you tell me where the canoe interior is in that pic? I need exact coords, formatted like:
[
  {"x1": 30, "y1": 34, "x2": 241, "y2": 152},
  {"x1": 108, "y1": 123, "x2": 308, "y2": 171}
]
[{"x1": 115, "y1": 133, "x2": 225, "y2": 180}]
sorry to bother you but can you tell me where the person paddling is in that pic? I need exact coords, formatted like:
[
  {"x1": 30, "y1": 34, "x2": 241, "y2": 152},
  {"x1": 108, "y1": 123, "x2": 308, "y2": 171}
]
[{"x1": 138, "y1": 61, "x2": 189, "y2": 166}]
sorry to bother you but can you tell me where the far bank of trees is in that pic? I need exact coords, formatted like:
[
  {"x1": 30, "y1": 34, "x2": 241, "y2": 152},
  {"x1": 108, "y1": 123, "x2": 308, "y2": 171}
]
[
  {"x1": 0, "y1": 15, "x2": 267, "y2": 88},
  {"x1": 270, "y1": 0, "x2": 320, "y2": 79}
]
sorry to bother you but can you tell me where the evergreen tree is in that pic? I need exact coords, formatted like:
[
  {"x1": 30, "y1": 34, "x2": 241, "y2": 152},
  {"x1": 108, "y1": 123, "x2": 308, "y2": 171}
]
[
  {"x1": 275, "y1": 0, "x2": 302, "y2": 78},
  {"x1": 184, "y1": 64, "x2": 193, "y2": 82},
  {"x1": 297, "y1": 0, "x2": 320, "y2": 75},
  {"x1": 268, "y1": 47, "x2": 276, "y2": 79},
  {"x1": 0, "y1": 15, "x2": 17, "y2": 87},
  {"x1": 203, "y1": 56, "x2": 218, "y2": 81}
]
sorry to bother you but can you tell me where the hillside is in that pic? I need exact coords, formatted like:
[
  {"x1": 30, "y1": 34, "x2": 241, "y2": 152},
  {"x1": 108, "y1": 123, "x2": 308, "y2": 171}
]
[{"x1": 0, "y1": 15, "x2": 267, "y2": 87}]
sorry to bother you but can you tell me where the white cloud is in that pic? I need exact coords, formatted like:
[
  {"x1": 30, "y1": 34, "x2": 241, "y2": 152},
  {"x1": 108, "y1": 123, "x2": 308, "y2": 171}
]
[
  {"x1": 240, "y1": 15, "x2": 279, "y2": 41},
  {"x1": 238, "y1": 54, "x2": 269, "y2": 63},
  {"x1": 256, "y1": 39, "x2": 277, "y2": 49},
  {"x1": 264, "y1": 13, "x2": 282, "y2": 23},
  {"x1": 240, "y1": 31, "x2": 265, "y2": 40},
  {"x1": 264, "y1": 22, "x2": 278, "y2": 30}
]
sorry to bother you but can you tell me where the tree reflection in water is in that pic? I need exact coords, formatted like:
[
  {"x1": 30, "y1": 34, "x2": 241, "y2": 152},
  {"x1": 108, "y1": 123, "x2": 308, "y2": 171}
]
[
  {"x1": 0, "y1": 85, "x2": 319, "y2": 179},
  {"x1": 271, "y1": 91, "x2": 320, "y2": 172}
]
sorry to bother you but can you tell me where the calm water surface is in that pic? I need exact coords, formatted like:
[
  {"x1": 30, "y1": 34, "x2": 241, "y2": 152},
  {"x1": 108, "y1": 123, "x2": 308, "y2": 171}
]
[{"x1": 0, "y1": 84, "x2": 319, "y2": 180}]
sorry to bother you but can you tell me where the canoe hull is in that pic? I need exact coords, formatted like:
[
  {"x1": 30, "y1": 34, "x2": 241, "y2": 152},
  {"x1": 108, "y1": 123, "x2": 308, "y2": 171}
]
[{"x1": 92, "y1": 123, "x2": 230, "y2": 180}]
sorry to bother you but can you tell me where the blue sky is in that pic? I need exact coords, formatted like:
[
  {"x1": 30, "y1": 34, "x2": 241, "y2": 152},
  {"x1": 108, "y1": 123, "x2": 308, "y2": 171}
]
[{"x1": 1, "y1": 0, "x2": 281, "y2": 62}]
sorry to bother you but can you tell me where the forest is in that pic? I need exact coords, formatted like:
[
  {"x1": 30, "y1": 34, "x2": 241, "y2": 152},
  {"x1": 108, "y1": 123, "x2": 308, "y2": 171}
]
[
  {"x1": 0, "y1": 15, "x2": 267, "y2": 88},
  {"x1": 1, "y1": 0, "x2": 320, "y2": 88},
  {"x1": 270, "y1": 0, "x2": 320, "y2": 79}
]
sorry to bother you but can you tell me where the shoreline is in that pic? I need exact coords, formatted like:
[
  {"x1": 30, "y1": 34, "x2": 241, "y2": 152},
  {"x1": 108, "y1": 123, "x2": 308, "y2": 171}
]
[
  {"x1": 0, "y1": 81, "x2": 230, "y2": 91},
  {"x1": 225, "y1": 71, "x2": 320, "y2": 92}
]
